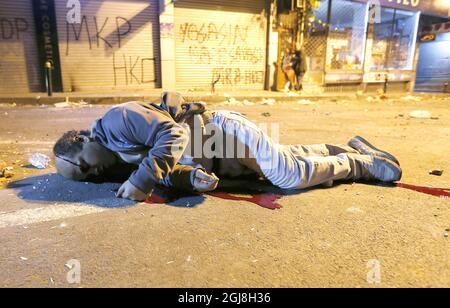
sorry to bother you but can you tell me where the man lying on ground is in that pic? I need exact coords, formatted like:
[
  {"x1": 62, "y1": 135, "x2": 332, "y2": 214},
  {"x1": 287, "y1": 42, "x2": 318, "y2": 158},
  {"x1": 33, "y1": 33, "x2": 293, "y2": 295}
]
[{"x1": 54, "y1": 92, "x2": 402, "y2": 201}]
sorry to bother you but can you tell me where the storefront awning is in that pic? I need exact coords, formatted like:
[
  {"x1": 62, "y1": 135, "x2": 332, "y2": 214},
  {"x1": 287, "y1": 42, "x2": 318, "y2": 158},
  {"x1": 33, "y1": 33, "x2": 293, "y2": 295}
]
[{"x1": 354, "y1": 0, "x2": 450, "y2": 18}]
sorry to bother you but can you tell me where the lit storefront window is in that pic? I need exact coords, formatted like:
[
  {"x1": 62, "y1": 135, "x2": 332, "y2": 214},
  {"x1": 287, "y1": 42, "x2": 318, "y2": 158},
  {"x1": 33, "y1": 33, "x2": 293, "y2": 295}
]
[
  {"x1": 366, "y1": 7, "x2": 420, "y2": 71},
  {"x1": 325, "y1": 0, "x2": 367, "y2": 71},
  {"x1": 304, "y1": 0, "x2": 330, "y2": 72}
]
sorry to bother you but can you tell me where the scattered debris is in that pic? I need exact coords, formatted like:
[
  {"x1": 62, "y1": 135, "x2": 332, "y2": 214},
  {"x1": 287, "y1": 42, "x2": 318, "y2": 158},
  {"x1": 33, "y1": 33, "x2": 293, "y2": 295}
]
[
  {"x1": 3, "y1": 170, "x2": 14, "y2": 178},
  {"x1": 297, "y1": 99, "x2": 315, "y2": 105},
  {"x1": 20, "y1": 257, "x2": 28, "y2": 261},
  {"x1": 444, "y1": 229, "x2": 449, "y2": 238},
  {"x1": 54, "y1": 97, "x2": 89, "y2": 108},
  {"x1": 0, "y1": 165, "x2": 14, "y2": 178},
  {"x1": 409, "y1": 110, "x2": 432, "y2": 119},
  {"x1": 366, "y1": 95, "x2": 389, "y2": 102},
  {"x1": 401, "y1": 95, "x2": 422, "y2": 102},
  {"x1": 261, "y1": 112, "x2": 271, "y2": 117},
  {"x1": 260, "y1": 98, "x2": 276, "y2": 106},
  {"x1": 55, "y1": 97, "x2": 74, "y2": 108},
  {"x1": 429, "y1": 169, "x2": 444, "y2": 176},
  {"x1": 242, "y1": 99, "x2": 255, "y2": 106},
  {"x1": 166, "y1": 261, "x2": 175, "y2": 265},
  {"x1": 76, "y1": 100, "x2": 88, "y2": 107},
  {"x1": 222, "y1": 97, "x2": 242, "y2": 106},
  {"x1": 50, "y1": 222, "x2": 67, "y2": 230},
  {"x1": 186, "y1": 256, "x2": 192, "y2": 262},
  {"x1": 29, "y1": 153, "x2": 51, "y2": 169},
  {"x1": 346, "y1": 207, "x2": 364, "y2": 214}
]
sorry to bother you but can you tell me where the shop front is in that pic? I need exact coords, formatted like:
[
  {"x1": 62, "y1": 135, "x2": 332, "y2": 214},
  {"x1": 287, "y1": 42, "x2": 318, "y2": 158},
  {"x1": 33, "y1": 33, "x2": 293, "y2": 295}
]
[
  {"x1": 0, "y1": 0, "x2": 41, "y2": 94},
  {"x1": 173, "y1": 0, "x2": 268, "y2": 91},
  {"x1": 55, "y1": 0, "x2": 161, "y2": 92},
  {"x1": 323, "y1": 0, "x2": 367, "y2": 87},
  {"x1": 362, "y1": 5, "x2": 420, "y2": 92},
  {"x1": 300, "y1": 0, "x2": 450, "y2": 93},
  {"x1": 415, "y1": 21, "x2": 450, "y2": 93}
]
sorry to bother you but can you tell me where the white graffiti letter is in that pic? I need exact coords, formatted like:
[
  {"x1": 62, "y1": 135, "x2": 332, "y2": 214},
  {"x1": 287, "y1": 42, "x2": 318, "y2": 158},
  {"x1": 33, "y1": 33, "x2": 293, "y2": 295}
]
[
  {"x1": 368, "y1": 0, "x2": 381, "y2": 24},
  {"x1": 66, "y1": 0, "x2": 81, "y2": 24},
  {"x1": 367, "y1": 259, "x2": 381, "y2": 284},
  {"x1": 66, "y1": 259, "x2": 81, "y2": 284}
]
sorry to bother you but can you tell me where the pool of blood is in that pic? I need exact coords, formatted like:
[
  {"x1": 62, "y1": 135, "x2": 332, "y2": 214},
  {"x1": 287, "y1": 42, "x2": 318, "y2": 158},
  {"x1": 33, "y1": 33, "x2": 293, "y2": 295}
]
[
  {"x1": 146, "y1": 183, "x2": 448, "y2": 210},
  {"x1": 146, "y1": 190, "x2": 283, "y2": 210},
  {"x1": 396, "y1": 183, "x2": 450, "y2": 198}
]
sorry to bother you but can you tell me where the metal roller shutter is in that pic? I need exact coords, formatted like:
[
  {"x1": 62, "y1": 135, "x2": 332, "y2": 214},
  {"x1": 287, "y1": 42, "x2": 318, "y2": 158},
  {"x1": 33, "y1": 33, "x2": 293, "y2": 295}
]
[
  {"x1": 174, "y1": 0, "x2": 268, "y2": 91},
  {"x1": 55, "y1": 0, "x2": 160, "y2": 92},
  {"x1": 0, "y1": 0, "x2": 41, "y2": 94},
  {"x1": 415, "y1": 33, "x2": 450, "y2": 93}
]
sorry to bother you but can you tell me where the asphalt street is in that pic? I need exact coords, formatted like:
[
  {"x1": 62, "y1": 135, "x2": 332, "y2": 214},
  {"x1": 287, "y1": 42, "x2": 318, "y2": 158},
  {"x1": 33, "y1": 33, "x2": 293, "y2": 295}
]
[{"x1": 0, "y1": 94, "x2": 449, "y2": 287}]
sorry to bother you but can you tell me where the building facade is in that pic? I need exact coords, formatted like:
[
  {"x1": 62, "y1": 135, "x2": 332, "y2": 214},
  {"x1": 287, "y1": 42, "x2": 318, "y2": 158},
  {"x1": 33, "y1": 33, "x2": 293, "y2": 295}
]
[
  {"x1": 297, "y1": 0, "x2": 450, "y2": 93},
  {"x1": 0, "y1": 0, "x2": 449, "y2": 94}
]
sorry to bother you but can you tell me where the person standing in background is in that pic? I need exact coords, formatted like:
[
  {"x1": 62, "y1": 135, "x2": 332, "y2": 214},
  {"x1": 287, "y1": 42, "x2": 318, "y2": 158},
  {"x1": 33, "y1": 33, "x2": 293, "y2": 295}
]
[
  {"x1": 281, "y1": 48, "x2": 296, "y2": 91},
  {"x1": 292, "y1": 48, "x2": 307, "y2": 91}
]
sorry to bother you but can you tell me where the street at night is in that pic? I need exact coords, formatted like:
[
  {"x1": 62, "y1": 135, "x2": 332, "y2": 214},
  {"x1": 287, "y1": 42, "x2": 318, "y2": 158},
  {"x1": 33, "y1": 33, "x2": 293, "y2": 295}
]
[
  {"x1": 0, "y1": 94, "x2": 449, "y2": 287},
  {"x1": 1, "y1": 0, "x2": 449, "y2": 292}
]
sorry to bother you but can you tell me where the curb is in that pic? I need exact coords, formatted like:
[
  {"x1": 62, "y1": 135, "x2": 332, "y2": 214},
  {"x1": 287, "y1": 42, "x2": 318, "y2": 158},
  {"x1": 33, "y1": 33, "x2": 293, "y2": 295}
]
[
  {"x1": 0, "y1": 93, "x2": 359, "y2": 106},
  {"x1": 0, "y1": 92, "x2": 442, "y2": 106}
]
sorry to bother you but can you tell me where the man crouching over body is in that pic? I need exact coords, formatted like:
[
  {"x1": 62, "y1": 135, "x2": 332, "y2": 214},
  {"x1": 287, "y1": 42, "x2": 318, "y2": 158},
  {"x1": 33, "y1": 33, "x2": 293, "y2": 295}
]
[{"x1": 54, "y1": 92, "x2": 402, "y2": 201}]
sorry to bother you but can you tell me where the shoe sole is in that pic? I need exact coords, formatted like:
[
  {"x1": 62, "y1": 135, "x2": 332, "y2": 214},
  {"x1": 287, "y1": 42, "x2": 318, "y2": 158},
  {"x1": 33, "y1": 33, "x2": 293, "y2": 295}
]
[
  {"x1": 349, "y1": 136, "x2": 400, "y2": 166},
  {"x1": 372, "y1": 157, "x2": 403, "y2": 182}
]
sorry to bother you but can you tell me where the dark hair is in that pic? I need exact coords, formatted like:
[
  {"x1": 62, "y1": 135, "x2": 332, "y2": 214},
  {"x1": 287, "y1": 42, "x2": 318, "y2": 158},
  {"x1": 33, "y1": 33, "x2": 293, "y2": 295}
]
[{"x1": 53, "y1": 130, "x2": 91, "y2": 158}]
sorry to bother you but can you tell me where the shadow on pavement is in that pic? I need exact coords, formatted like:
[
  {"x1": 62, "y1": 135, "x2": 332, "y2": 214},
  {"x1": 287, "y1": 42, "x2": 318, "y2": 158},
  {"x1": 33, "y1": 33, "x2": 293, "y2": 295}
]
[
  {"x1": 8, "y1": 174, "x2": 376, "y2": 211},
  {"x1": 7, "y1": 173, "x2": 206, "y2": 209}
]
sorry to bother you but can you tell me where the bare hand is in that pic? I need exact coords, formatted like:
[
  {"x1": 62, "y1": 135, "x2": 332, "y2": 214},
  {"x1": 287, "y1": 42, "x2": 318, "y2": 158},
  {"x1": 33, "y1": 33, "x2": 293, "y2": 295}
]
[{"x1": 116, "y1": 180, "x2": 150, "y2": 201}]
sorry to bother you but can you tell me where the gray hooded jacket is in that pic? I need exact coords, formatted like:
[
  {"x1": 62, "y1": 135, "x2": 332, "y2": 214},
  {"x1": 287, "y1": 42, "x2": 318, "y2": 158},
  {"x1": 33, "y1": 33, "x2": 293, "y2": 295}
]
[{"x1": 91, "y1": 92, "x2": 205, "y2": 193}]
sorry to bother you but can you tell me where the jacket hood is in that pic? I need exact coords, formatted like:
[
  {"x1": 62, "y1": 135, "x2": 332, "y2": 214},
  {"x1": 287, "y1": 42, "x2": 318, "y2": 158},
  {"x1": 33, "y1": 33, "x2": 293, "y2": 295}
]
[{"x1": 159, "y1": 92, "x2": 206, "y2": 123}]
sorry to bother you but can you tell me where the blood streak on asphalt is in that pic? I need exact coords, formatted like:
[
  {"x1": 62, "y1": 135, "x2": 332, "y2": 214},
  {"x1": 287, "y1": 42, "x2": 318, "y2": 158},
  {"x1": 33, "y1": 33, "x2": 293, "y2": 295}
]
[{"x1": 146, "y1": 183, "x2": 449, "y2": 210}]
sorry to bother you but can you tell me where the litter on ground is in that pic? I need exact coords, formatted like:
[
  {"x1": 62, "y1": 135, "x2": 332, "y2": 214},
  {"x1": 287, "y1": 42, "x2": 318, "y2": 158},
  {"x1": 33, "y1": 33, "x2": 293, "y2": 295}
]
[
  {"x1": 29, "y1": 153, "x2": 51, "y2": 169},
  {"x1": 409, "y1": 110, "x2": 432, "y2": 119}
]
